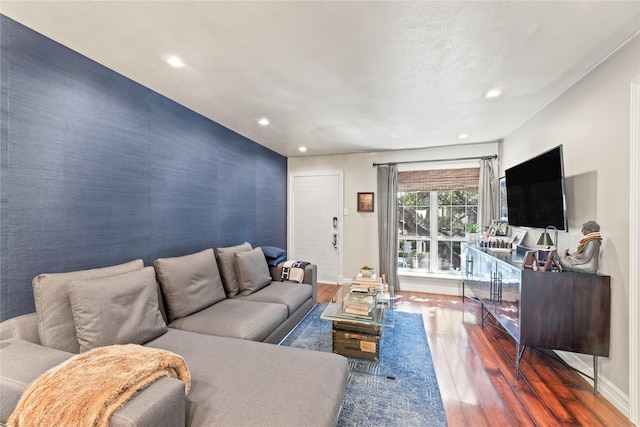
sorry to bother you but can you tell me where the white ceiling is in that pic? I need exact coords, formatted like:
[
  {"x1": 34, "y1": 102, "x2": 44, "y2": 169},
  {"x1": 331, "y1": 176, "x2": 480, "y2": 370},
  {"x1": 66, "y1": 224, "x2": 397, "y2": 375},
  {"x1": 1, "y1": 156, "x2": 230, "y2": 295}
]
[{"x1": 2, "y1": 1, "x2": 639, "y2": 157}]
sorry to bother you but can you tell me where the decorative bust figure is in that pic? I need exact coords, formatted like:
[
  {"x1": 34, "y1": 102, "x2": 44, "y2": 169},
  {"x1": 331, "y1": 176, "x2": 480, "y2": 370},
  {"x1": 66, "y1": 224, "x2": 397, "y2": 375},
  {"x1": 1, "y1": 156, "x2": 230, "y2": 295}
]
[{"x1": 559, "y1": 220, "x2": 602, "y2": 274}]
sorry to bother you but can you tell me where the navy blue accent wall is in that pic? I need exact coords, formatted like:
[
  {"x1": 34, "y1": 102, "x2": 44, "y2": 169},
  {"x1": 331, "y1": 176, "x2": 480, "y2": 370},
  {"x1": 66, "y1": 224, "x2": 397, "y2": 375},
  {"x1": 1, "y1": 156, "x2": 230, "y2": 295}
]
[{"x1": 0, "y1": 16, "x2": 287, "y2": 321}]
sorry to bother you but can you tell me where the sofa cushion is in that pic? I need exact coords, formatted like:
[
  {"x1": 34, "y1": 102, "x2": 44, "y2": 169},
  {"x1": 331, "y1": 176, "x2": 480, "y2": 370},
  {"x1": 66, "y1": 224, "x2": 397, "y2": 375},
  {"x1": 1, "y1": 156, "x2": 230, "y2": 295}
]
[
  {"x1": 261, "y1": 246, "x2": 287, "y2": 267},
  {"x1": 32, "y1": 259, "x2": 144, "y2": 353},
  {"x1": 144, "y1": 329, "x2": 348, "y2": 427},
  {"x1": 69, "y1": 267, "x2": 168, "y2": 353},
  {"x1": 234, "y1": 282, "x2": 313, "y2": 316},
  {"x1": 154, "y1": 249, "x2": 227, "y2": 323},
  {"x1": 215, "y1": 242, "x2": 252, "y2": 297},
  {"x1": 168, "y1": 299, "x2": 287, "y2": 342},
  {"x1": 235, "y1": 247, "x2": 272, "y2": 296}
]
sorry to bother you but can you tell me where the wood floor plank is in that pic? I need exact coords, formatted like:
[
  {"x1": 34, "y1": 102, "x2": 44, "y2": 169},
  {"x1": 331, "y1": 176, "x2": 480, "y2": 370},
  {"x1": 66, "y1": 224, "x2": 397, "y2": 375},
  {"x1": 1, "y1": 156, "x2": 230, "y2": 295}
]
[
  {"x1": 484, "y1": 328, "x2": 562, "y2": 426},
  {"x1": 316, "y1": 285, "x2": 631, "y2": 427},
  {"x1": 464, "y1": 321, "x2": 537, "y2": 426}
]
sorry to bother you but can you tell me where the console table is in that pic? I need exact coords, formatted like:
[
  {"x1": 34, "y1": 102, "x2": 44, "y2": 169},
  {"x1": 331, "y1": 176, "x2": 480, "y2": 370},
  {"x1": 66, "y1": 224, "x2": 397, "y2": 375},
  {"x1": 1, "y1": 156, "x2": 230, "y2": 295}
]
[{"x1": 462, "y1": 244, "x2": 611, "y2": 394}]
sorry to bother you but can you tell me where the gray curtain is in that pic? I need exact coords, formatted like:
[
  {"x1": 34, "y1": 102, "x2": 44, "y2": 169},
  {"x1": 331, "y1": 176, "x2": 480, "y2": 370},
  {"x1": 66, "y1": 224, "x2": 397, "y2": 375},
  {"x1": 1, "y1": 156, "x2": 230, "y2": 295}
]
[
  {"x1": 377, "y1": 164, "x2": 400, "y2": 291},
  {"x1": 478, "y1": 157, "x2": 499, "y2": 228}
]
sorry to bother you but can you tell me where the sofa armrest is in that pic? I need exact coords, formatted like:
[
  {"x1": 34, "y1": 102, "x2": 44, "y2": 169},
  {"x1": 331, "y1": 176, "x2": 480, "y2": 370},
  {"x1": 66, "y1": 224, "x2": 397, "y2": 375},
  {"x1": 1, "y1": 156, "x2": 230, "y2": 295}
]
[
  {"x1": 0, "y1": 338, "x2": 73, "y2": 423},
  {"x1": 270, "y1": 263, "x2": 318, "y2": 303},
  {"x1": 0, "y1": 313, "x2": 40, "y2": 344},
  {"x1": 110, "y1": 376, "x2": 185, "y2": 427},
  {"x1": 0, "y1": 338, "x2": 185, "y2": 427}
]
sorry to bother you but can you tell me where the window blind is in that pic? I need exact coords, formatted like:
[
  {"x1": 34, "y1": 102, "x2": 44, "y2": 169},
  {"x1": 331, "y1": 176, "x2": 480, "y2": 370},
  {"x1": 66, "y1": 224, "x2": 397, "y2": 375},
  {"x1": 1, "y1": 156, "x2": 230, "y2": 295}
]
[{"x1": 398, "y1": 168, "x2": 480, "y2": 192}]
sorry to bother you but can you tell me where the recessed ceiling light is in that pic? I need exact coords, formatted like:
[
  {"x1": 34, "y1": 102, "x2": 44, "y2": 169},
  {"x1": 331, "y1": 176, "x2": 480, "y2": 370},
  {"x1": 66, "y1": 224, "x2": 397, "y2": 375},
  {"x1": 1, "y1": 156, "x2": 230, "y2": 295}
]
[
  {"x1": 166, "y1": 56, "x2": 186, "y2": 68},
  {"x1": 458, "y1": 134, "x2": 469, "y2": 139},
  {"x1": 299, "y1": 147, "x2": 307, "y2": 152},
  {"x1": 485, "y1": 88, "x2": 503, "y2": 98},
  {"x1": 258, "y1": 118, "x2": 270, "y2": 126}
]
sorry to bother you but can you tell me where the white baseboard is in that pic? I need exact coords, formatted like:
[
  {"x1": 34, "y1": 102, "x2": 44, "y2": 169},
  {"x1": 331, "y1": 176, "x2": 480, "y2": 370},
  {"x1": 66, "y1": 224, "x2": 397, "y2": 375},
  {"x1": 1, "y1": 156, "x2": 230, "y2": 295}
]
[
  {"x1": 555, "y1": 350, "x2": 630, "y2": 418},
  {"x1": 341, "y1": 274, "x2": 463, "y2": 296},
  {"x1": 397, "y1": 274, "x2": 462, "y2": 296}
]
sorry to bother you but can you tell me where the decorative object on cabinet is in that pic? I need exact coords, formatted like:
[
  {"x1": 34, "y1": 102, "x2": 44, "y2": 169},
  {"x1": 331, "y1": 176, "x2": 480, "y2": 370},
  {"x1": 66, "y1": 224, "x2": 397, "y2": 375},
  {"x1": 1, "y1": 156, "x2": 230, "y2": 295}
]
[
  {"x1": 494, "y1": 220, "x2": 508, "y2": 236},
  {"x1": 560, "y1": 220, "x2": 602, "y2": 274},
  {"x1": 536, "y1": 224, "x2": 559, "y2": 247},
  {"x1": 538, "y1": 249, "x2": 562, "y2": 272},
  {"x1": 510, "y1": 230, "x2": 527, "y2": 247},
  {"x1": 466, "y1": 223, "x2": 480, "y2": 243},
  {"x1": 462, "y1": 244, "x2": 610, "y2": 395},
  {"x1": 357, "y1": 192, "x2": 374, "y2": 212},
  {"x1": 523, "y1": 251, "x2": 539, "y2": 270}
]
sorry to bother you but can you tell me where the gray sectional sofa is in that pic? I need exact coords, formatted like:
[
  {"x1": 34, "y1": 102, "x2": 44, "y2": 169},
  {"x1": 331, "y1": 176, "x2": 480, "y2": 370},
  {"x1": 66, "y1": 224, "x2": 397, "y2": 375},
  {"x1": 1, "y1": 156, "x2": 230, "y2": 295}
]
[{"x1": 0, "y1": 244, "x2": 349, "y2": 426}]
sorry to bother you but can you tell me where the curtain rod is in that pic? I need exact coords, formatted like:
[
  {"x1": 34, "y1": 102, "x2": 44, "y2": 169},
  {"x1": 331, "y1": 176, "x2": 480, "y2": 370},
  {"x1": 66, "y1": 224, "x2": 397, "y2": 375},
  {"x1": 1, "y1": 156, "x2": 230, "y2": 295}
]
[{"x1": 372, "y1": 154, "x2": 497, "y2": 167}]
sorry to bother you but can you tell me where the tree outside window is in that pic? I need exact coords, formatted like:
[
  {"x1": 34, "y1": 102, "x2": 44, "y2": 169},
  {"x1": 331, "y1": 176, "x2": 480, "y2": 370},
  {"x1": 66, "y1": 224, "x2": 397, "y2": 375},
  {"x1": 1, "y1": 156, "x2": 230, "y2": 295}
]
[{"x1": 398, "y1": 189, "x2": 477, "y2": 273}]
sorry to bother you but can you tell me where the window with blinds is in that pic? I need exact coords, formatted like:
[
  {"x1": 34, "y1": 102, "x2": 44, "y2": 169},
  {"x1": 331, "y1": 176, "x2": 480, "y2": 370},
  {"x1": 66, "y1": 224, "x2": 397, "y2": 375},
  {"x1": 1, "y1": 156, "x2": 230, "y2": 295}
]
[
  {"x1": 398, "y1": 168, "x2": 479, "y2": 191},
  {"x1": 398, "y1": 167, "x2": 479, "y2": 273}
]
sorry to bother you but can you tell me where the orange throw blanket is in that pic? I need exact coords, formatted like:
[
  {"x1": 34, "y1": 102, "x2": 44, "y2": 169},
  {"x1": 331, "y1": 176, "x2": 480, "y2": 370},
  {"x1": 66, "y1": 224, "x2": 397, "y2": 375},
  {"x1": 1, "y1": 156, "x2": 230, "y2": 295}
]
[{"x1": 8, "y1": 344, "x2": 190, "y2": 427}]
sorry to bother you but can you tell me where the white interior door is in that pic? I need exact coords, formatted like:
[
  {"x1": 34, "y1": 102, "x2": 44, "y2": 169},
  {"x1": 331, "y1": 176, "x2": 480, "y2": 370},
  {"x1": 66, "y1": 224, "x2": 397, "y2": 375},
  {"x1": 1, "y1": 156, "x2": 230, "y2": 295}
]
[{"x1": 290, "y1": 171, "x2": 343, "y2": 284}]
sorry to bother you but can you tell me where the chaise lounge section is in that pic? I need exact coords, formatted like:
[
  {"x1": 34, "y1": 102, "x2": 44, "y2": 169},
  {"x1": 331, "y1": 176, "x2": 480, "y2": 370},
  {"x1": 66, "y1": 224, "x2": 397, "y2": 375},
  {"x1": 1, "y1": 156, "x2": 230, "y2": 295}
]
[{"x1": 0, "y1": 244, "x2": 348, "y2": 426}]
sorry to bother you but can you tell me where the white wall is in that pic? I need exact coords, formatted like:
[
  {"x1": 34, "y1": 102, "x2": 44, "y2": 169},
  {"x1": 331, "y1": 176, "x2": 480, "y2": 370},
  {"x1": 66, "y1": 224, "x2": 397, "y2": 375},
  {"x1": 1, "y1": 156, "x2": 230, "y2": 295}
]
[
  {"x1": 288, "y1": 142, "x2": 498, "y2": 291},
  {"x1": 500, "y1": 35, "x2": 639, "y2": 415}
]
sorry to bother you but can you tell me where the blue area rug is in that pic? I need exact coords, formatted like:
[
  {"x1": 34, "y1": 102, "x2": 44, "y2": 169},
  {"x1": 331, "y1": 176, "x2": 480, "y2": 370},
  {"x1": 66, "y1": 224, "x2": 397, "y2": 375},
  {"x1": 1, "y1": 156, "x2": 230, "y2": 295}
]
[{"x1": 280, "y1": 304, "x2": 447, "y2": 427}]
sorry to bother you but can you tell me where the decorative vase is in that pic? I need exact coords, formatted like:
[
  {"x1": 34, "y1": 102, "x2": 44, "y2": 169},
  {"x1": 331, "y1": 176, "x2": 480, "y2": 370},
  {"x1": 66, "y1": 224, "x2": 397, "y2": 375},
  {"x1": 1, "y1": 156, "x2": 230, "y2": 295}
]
[{"x1": 360, "y1": 268, "x2": 374, "y2": 277}]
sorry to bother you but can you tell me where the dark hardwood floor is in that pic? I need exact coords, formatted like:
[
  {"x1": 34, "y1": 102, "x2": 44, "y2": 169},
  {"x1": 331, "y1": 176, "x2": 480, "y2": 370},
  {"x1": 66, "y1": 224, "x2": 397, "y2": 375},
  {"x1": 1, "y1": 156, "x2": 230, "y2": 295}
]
[{"x1": 317, "y1": 284, "x2": 632, "y2": 426}]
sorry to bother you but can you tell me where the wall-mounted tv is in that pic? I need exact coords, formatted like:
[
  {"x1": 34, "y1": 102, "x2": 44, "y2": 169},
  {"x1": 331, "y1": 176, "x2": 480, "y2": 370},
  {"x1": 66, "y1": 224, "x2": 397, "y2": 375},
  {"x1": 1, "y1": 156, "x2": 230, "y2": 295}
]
[{"x1": 505, "y1": 145, "x2": 568, "y2": 231}]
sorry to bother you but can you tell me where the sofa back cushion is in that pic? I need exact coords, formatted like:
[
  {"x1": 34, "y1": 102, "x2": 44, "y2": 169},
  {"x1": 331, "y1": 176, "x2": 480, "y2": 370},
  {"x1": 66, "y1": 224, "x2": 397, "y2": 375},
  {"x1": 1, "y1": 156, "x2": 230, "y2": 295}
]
[
  {"x1": 154, "y1": 249, "x2": 226, "y2": 323},
  {"x1": 69, "y1": 267, "x2": 168, "y2": 353},
  {"x1": 215, "y1": 242, "x2": 252, "y2": 297},
  {"x1": 235, "y1": 247, "x2": 272, "y2": 296},
  {"x1": 32, "y1": 259, "x2": 144, "y2": 353}
]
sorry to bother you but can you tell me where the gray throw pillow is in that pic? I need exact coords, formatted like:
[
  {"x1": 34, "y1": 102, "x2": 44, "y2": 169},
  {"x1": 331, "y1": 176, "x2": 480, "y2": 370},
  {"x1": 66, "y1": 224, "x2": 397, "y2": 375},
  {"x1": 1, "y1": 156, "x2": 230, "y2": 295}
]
[
  {"x1": 235, "y1": 247, "x2": 273, "y2": 296},
  {"x1": 215, "y1": 242, "x2": 252, "y2": 297},
  {"x1": 154, "y1": 248, "x2": 227, "y2": 323},
  {"x1": 32, "y1": 259, "x2": 144, "y2": 353},
  {"x1": 69, "y1": 267, "x2": 168, "y2": 353}
]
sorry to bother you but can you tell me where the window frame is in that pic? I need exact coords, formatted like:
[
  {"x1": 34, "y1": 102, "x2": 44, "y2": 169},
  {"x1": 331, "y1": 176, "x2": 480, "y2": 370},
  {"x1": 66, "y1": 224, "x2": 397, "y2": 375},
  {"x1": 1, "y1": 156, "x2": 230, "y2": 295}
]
[{"x1": 398, "y1": 189, "x2": 478, "y2": 275}]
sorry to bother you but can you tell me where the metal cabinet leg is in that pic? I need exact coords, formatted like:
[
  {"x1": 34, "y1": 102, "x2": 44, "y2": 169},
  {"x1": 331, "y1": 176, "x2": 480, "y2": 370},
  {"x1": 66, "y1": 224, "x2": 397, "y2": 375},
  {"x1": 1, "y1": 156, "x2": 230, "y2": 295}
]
[
  {"x1": 462, "y1": 281, "x2": 465, "y2": 302},
  {"x1": 593, "y1": 355, "x2": 599, "y2": 396},
  {"x1": 515, "y1": 344, "x2": 526, "y2": 380}
]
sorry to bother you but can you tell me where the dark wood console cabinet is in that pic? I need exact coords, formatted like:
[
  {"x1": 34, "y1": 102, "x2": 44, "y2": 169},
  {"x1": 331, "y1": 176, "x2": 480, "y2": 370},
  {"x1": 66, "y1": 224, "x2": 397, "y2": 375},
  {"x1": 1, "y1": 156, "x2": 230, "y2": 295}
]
[{"x1": 462, "y1": 244, "x2": 611, "y2": 393}]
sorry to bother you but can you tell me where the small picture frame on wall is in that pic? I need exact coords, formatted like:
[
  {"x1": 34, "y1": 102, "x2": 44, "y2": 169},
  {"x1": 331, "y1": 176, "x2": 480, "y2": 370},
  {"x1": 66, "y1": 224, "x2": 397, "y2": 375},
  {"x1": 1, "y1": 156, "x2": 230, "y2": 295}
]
[{"x1": 357, "y1": 192, "x2": 374, "y2": 212}]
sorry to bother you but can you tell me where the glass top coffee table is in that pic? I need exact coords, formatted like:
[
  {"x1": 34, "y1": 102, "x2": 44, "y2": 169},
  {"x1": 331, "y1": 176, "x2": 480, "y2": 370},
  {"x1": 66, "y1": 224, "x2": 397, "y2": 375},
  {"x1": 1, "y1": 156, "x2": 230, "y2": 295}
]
[
  {"x1": 320, "y1": 283, "x2": 394, "y2": 327},
  {"x1": 321, "y1": 283, "x2": 395, "y2": 374}
]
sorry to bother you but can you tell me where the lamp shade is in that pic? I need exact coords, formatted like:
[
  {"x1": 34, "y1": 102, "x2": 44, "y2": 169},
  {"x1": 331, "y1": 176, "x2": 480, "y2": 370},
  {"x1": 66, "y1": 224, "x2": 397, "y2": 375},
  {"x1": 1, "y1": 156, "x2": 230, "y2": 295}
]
[
  {"x1": 536, "y1": 225, "x2": 559, "y2": 247},
  {"x1": 536, "y1": 232, "x2": 554, "y2": 246}
]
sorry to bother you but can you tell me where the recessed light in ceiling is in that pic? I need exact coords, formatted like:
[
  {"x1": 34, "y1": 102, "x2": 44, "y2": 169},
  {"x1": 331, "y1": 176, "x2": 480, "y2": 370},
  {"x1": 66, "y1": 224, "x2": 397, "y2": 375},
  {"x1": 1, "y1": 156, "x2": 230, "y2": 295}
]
[
  {"x1": 458, "y1": 134, "x2": 469, "y2": 139},
  {"x1": 485, "y1": 88, "x2": 503, "y2": 98},
  {"x1": 299, "y1": 147, "x2": 307, "y2": 152},
  {"x1": 166, "y1": 56, "x2": 186, "y2": 68},
  {"x1": 258, "y1": 118, "x2": 270, "y2": 126}
]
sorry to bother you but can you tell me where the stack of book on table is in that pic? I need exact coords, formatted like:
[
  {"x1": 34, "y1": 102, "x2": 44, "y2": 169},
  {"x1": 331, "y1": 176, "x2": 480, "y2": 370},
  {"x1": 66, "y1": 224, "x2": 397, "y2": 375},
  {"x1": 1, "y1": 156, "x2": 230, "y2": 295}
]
[
  {"x1": 342, "y1": 293, "x2": 375, "y2": 319},
  {"x1": 350, "y1": 276, "x2": 382, "y2": 295}
]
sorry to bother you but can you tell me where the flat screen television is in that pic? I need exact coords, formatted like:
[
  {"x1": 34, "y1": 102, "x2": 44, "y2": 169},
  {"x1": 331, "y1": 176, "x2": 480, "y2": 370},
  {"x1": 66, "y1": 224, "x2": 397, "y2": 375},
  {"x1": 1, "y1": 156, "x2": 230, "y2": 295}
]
[{"x1": 505, "y1": 145, "x2": 568, "y2": 231}]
